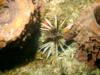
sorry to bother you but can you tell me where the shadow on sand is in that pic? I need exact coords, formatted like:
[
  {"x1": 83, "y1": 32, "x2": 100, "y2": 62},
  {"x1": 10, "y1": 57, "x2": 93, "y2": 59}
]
[{"x1": 0, "y1": 8, "x2": 41, "y2": 71}]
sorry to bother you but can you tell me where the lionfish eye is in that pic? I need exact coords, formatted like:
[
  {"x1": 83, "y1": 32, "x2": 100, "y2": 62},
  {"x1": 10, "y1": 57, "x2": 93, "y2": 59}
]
[{"x1": 94, "y1": 5, "x2": 100, "y2": 25}]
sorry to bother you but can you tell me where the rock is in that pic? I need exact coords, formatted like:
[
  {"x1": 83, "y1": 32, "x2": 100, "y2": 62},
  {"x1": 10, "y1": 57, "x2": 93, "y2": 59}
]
[
  {"x1": 65, "y1": 2, "x2": 100, "y2": 69},
  {"x1": 0, "y1": 0, "x2": 34, "y2": 48}
]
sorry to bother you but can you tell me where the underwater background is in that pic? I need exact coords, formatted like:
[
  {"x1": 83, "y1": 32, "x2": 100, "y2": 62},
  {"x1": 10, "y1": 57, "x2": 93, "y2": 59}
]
[{"x1": 1, "y1": 0, "x2": 100, "y2": 75}]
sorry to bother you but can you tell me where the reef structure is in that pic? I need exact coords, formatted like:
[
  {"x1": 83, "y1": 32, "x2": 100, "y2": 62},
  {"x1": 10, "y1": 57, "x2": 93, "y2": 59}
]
[
  {"x1": 66, "y1": 2, "x2": 100, "y2": 69},
  {"x1": 0, "y1": 0, "x2": 34, "y2": 48}
]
